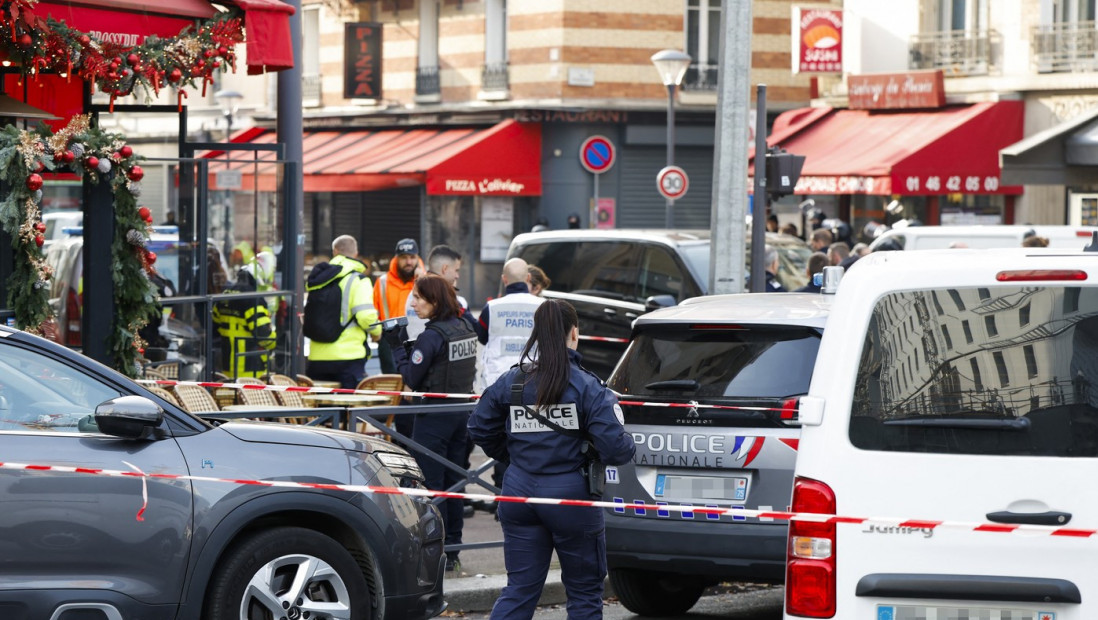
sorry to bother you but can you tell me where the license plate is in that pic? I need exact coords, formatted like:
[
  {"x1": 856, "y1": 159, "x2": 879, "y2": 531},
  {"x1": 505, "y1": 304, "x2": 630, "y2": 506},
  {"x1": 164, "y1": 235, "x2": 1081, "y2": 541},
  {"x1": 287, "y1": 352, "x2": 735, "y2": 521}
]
[
  {"x1": 877, "y1": 604, "x2": 1055, "y2": 620},
  {"x1": 654, "y1": 474, "x2": 748, "y2": 502}
]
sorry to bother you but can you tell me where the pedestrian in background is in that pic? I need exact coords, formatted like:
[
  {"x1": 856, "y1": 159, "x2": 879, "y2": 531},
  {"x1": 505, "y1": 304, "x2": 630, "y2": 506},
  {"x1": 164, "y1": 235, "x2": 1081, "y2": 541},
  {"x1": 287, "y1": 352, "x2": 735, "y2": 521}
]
[
  {"x1": 763, "y1": 245, "x2": 786, "y2": 293},
  {"x1": 375, "y1": 238, "x2": 421, "y2": 373},
  {"x1": 390, "y1": 274, "x2": 478, "y2": 574},
  {"x1": 1022, "y1": 235, "x2": 1050, "y2": 248},
  {"x1": 810, "y1": 228, "x2": 833, "y2": 252},
  {"x1": 468, "y1": 299, "x2": 636, "y2": 620},
  {"x1": 305, "y1": 235, "x2": 381, "y2": 389},
  {"x1": 527, "y1": 265, "x2": 551, "y2": 296},
  {"x1": 404, "y1": 244, "x2": 468, "y2": 341},
  {"x1": 794, "y1": 252, "x2": 829, "y2": 293},
  {"x1": 475, "y1": 258, "x2": 545, "y2": 392}
]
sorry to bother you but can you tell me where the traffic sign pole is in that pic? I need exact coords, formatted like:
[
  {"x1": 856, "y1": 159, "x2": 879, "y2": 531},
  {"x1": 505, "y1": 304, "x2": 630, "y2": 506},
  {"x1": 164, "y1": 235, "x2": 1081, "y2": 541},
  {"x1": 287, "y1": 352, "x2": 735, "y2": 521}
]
[{"x1": 580, "y1": 136, "x2": 616, "y2": 228}]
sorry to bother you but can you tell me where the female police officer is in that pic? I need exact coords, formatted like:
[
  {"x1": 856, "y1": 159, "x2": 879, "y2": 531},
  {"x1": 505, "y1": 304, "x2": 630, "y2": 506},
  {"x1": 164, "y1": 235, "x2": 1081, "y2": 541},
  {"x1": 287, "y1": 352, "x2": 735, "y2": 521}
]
[
  {"x1": 392, "y1": 274, "x2": 478, "y2": 573},
  {"x1": 468, "y1": 299, "x2": 635, "y2": 619}
]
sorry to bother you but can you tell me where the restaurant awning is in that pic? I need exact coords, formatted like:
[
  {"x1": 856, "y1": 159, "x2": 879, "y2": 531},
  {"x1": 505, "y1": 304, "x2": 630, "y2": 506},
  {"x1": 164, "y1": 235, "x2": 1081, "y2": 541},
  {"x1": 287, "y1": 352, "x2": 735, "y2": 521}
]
[
  {"x1": 33, "y1": 0, "x2": 294, "y2": 75},
  {"x1": 213, "y1": 119, "x2": 543, "y2": 195},
  {"x1": 750, "y1": 101, "x2": 1024, "y2": 195},
  {"x1": 1000, "y1": 106, "x2": 1098, "y2": 186}
]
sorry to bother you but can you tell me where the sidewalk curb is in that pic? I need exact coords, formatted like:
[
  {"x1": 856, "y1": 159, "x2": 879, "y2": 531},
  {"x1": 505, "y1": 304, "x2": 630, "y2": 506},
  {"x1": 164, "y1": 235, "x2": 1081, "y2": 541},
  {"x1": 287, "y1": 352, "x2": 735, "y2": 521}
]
[{"x1": 442, "y1": 570, "x2": 616, "y2": 613}]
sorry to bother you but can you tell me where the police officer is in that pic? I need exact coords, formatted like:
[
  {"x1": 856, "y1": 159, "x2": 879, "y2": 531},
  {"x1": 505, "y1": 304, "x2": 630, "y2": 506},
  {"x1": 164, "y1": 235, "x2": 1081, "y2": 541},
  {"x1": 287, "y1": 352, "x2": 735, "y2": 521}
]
[
  {"x1": 468, "y1": 299, "x2": 636, "y2": 620},
  {"x1": 391, "y1": 274, "x2": 478, "y2": 573},
  {"x1": 212, "y1": 265, "x2": 275, "y2": 378},
  {"x1": 475, "y1": 257, "x2": 544, "y2": 392}
]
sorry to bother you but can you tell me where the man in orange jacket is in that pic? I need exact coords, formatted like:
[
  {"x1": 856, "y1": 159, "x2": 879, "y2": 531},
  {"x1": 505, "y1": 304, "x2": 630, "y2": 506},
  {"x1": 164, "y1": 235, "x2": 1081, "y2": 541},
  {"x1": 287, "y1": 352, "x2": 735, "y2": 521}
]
[{"x1": 374, "y1": 238, "x2": 421, "y2": 373}]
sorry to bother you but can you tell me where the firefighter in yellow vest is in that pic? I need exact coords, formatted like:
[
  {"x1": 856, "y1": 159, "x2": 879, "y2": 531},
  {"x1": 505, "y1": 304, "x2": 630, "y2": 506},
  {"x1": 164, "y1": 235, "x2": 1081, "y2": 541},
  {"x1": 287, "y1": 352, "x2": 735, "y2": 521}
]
[{"x1": 212, "y1": 265, "x2": 276, "y2": 378}]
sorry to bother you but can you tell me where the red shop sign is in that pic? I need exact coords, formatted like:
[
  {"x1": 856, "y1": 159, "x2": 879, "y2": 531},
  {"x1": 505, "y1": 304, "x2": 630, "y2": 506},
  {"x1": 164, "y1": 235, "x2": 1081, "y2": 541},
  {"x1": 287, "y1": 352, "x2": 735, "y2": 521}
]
[{"x1": 848, "y1": 70, "x2": 946, "y2": 110}]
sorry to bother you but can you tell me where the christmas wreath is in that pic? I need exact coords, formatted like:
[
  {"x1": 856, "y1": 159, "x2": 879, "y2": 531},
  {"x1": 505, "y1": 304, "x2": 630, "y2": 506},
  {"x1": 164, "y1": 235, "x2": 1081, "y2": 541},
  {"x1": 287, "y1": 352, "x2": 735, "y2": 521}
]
[{"x1": 0, "y1": 114, "x2": 157, "y2": 377}]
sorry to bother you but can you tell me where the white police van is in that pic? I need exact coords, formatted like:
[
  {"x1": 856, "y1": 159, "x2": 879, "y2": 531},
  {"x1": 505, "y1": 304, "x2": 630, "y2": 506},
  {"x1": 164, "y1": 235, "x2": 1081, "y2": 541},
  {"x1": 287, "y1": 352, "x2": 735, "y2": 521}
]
[{"x1": 786, "y1": 246, "x2": 1098, "y2": 619}]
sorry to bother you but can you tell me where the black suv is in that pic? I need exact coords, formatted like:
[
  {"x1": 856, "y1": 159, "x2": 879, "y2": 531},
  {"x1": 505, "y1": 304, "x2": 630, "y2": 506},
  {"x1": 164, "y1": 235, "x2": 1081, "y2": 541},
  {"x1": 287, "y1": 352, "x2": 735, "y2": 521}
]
[
  {"x1": 602, "y1": 292, "x2": 831, "y2": 616},
  {"x1": 0, "y1": 326, "x2": 445, "y2": 619},
  {"x1": 506, "y1": 229, "x2": 812, "y2": 378}
]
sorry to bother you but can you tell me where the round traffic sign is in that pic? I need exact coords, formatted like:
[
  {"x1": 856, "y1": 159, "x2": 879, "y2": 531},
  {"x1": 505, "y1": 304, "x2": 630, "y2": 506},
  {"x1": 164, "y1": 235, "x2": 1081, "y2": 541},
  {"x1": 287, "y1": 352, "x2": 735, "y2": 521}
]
[
  {"x1": 579, "y1": 135, "x2": 616, "y2": 174},
  {"x1": 656, "y1": 166, "x2": 689, "y2": 200}
]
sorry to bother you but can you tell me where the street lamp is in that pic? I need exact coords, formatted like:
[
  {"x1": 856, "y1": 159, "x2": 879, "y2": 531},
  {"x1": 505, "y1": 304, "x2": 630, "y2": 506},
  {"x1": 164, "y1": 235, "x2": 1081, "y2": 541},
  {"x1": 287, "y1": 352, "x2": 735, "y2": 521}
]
[
  {"x1": 651, "y1": 49, "x2": 691, "y2": 228},
  {"x1": 214, "y1": 89, "x2": 243, "y2": 141}
]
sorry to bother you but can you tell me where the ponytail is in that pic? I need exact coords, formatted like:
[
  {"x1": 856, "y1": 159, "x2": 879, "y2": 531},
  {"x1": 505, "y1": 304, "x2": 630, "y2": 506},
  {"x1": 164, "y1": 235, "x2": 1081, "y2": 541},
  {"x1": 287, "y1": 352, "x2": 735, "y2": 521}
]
[{"x1": 519, "y1": 299, "x2": 579, "y2": 409}]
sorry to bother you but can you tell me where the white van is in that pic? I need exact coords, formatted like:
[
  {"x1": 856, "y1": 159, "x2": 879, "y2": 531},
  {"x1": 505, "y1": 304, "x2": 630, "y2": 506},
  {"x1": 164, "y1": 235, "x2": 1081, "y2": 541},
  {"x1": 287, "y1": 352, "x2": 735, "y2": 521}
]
[
  {"x1": 868, "y1": 224, "x2": 1098, "y2": 251},
  {"x1": 785, "y1": 247, "x2": 1098, "y2": 619}
]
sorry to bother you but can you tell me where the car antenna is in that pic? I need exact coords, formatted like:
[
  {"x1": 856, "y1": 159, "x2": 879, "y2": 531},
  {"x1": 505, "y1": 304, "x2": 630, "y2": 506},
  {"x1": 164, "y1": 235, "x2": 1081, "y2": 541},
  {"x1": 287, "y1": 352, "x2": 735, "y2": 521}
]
[{"x1": 1086, "y1": 231, "x2": 1098, "y2": 252}]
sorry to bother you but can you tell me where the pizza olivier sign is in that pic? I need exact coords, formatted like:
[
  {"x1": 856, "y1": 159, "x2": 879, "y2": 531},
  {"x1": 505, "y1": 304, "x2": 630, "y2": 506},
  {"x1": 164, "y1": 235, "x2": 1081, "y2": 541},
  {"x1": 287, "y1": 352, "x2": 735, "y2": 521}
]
[{"x1": 793, "y1": 8, "x2": 842, "y2": 74}]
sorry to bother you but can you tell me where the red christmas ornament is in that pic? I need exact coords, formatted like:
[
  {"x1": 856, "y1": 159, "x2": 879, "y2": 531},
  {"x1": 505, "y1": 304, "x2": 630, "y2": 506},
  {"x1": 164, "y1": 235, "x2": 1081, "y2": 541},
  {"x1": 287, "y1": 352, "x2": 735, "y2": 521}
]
[
  {"x1": 168, "y1": 68, "x2": 182, "y2": 83},
  {"x1": 146, "y1": 251, "x2": 157, "y2": 265},
  {"x1": 218, "y1": 45, "x2": 228, "y2": 56},
  {"x1": 17, "y1": 33, "x2": 32, "y2": 48},
  {"x1": 212, "y1": 60, "x2": 221, "y2": 69},
  {"x1": 62, "y1": 150, "x2": 75, "y2": 164},
  {"x1": 196, "y1": 59, "x2": 206, "y2": 68},
  {"x1": 33, "y1": 161, "x2": 44, "y2": 173},
  {"x1": 78, "y1": 35, "x2": 90, "y2": 46},
  {"x1": 138, "y1": 206, "x2": 151, "y2": 220},
  {"x1": 26, "y1": 173, "x2": 43, "y2": 191},
  {"x1": 86, "y1": 156, "x2": 99, "y2": 168},
  {"x1": 127, "y1": 53, "x2": 140, "y2": 66},
  {"x1": 109, "y1": 61, "x2": 119, "y2": 71},
  {"x1": 35, "y1": 234, "x2": 44, "y2": 247},
  {"x1": 35, "y1": 222, "x2": 45, "y2": 233},
  {"x1": 203, "y1": 49, "x2": 215, "y2": 58},
  {"x1": 119, "y1": 145, "x2": 133, "y2": 158},
  {"x1": 128, "y1": 165, "x2": 144, "y2": 182}
]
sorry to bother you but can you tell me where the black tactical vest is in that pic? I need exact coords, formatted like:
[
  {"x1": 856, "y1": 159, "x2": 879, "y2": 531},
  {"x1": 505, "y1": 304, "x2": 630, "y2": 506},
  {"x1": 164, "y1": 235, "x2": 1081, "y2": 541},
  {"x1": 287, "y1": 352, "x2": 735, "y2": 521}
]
[{"x1": 420, "y1": 318, "x2": 478, "y2": 397}]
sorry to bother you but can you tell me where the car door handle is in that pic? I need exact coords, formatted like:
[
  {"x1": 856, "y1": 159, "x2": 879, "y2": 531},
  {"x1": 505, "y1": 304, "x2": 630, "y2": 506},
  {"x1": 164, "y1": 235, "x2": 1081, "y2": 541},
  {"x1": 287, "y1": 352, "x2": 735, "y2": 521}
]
[
  {"x1": 624, "y1": 312, "x2": 638, "y2": 319},
  {"x1": 985, "y1": 510, "x2": 1072, "y2": 526},
  {"x1": 603, "y1": 308, "x2": 617, "y2": 316}
]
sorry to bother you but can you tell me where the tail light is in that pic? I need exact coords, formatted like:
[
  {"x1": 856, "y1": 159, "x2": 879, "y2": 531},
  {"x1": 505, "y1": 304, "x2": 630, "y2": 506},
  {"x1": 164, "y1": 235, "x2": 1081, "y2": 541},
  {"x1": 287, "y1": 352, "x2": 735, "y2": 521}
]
[
  {"x1": 64, "y1": 287, "x2": 82, "y2": 347},
  {"x1": 780, "y1": 396, "x2": 800, "y2": 424},
  {"x1": 786, "y1": 476, "x2": 836, "y2": 618}
]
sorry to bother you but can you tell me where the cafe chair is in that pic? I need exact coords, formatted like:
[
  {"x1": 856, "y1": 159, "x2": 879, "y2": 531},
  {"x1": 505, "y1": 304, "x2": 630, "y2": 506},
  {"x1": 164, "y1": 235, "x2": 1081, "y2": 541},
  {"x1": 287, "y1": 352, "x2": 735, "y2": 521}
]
[
  {"x1": 235, "y1": 377, "x2": 282, "y2": 409},
  {"x1": 172, "y1": 384, "x2": 221, "y2": 414},
  {"x1": 268, "y1": 373, "x2": 313, "y2": 424},
  {"x1": 295, "y1": 374, "x2": 315, "y2": 387},
  {"x1": 144, "y1": 385, "x2": 181, "y2": 408},
  {"x1": 355, "y1": 374, "x2": 403, "y2": 436}
]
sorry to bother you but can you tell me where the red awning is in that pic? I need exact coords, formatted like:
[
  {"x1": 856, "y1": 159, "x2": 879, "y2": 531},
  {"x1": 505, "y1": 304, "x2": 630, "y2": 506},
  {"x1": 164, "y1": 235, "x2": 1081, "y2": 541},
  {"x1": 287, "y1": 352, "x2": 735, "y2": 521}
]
[
  {"x1": 33, "y1": 0, "x2": 294, "y2": 75},
  {"x1": 210, "y1": 120, "x2": 542, "y2": 195},
  {"x1": 750, "y1": 101, "x2": 1024, "y2": 195}
]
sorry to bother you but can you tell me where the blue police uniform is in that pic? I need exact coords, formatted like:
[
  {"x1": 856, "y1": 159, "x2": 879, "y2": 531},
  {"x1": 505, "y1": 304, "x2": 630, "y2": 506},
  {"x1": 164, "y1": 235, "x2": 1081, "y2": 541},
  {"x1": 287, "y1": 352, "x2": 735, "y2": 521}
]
[
  {"x1": 468, "y1": 350, "x2": 636, "y2": 620},
  {"x1": 394, "y1": 316, "x2": 478, "y2": 564}
]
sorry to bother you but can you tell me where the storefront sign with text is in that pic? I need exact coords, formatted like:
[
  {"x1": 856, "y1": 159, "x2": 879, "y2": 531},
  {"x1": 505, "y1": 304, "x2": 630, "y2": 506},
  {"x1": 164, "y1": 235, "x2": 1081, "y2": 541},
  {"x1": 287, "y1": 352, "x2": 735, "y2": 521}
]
[
  {"x1": 344, "y1": 22, "x2": 382, "y2": 100},
  {"x1": 848, "y1": 70, "x2": 945, "y2": 110},
  {"x1": 793, "y1": 8, "x2": 842, "y2": 74},
  {"x1": 432, "y1": 177, "x2": 532, "y2": 195}
]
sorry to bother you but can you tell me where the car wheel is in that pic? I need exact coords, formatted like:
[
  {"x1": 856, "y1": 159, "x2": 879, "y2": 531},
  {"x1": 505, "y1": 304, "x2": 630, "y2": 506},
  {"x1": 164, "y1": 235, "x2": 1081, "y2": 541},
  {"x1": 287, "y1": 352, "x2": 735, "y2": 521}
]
[
  {"x1": 204, "y1": 526, "x2": 370, "y2": 620},
  {"x1": 609, "y1": 568, "x2": 705, "y2": 616}
]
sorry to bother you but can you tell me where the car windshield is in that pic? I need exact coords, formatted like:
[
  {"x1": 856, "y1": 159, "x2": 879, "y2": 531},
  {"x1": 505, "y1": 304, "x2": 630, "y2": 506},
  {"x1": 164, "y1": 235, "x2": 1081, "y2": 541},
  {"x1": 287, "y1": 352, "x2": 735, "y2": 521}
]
[
  {"x1": 850, "y1": 285, "x2": 1098, "y2": 456},
  {"x1": 609, "y1": 324, "x2": 822, "y2": 400}
]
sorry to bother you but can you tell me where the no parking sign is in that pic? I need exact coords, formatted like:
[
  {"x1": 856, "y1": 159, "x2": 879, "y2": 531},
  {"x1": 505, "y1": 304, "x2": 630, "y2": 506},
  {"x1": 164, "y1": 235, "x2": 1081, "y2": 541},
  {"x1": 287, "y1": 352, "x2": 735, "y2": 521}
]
[{"x1": 579, "y1": 136, "x2": 616, "y2": 174}]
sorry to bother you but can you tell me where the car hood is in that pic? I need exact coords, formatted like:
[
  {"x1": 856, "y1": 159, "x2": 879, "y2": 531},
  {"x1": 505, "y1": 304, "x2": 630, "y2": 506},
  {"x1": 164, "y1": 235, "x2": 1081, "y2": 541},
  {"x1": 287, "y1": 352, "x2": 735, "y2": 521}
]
[{"x1": 218, "y1": 420, "x2": 390, "y2": 453}]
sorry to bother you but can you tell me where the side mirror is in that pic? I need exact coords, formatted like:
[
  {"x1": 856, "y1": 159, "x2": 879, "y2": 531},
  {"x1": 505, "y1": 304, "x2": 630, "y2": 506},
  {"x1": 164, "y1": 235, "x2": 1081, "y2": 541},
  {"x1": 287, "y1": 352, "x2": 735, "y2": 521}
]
[
  {"x1": 644, "y1": 295, "x2": 677, "y2": 312},
  {"x1": 94, "y1": 395, "x2": 164, "y2": 440}
]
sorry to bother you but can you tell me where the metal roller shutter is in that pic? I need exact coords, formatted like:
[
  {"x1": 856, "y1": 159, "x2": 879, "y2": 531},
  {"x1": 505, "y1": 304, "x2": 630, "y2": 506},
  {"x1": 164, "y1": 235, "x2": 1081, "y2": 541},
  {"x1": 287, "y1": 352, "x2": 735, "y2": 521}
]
[
  {"x1": 327, "y1": 187, "x2": 422, "y2": 259},
  {"x1": 617, "y1": 145, "x2": 714, "y2": 229}
]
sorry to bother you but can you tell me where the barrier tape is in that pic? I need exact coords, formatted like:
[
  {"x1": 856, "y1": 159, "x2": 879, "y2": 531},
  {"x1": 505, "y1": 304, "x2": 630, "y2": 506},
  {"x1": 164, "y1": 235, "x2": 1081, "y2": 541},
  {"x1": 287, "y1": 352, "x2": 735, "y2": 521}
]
[
  {"x1": 134, "y1": 379, "x2": 790, "y2": 413},
  {"x1": 0, "y1": 459, "x2": 1092, "y2": 537},
  {"x1": 578, "y1": 335, "x2": 630, "y2": 344}
]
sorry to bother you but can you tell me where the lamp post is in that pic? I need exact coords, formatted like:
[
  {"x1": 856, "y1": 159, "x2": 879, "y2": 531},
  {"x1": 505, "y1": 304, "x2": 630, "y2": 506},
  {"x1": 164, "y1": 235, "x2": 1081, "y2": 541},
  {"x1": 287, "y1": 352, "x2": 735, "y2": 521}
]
[
  {"x1": 214, "y1": 89, "x2": 243, "y2": 141},
  {"x1": 650, "y1": 49, "x2": 691, "y2": 229}
]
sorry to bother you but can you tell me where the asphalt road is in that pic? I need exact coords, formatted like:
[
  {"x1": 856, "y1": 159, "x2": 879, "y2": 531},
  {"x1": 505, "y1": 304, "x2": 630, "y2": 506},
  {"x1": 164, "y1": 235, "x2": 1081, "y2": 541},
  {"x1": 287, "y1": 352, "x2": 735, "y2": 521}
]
[{"x1": 444, "y1": 584, "x2": 784, "y2": 619}]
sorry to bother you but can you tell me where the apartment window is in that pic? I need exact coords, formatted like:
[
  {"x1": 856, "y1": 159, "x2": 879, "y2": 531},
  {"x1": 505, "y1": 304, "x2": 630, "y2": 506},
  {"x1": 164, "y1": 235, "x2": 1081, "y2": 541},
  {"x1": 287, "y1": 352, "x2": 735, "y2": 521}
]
[
  {"x1": 911, "y1": 0, "x2": 995, "y2": 76},
  {"x1": 949, "y1": 289, "x2": 965, "y2": 311},
  {"x1": 684, "y1": 0, "x2": 720, "y2": 90},
  {"x1": 302, "y1": 6, "x2": 321, "y2": 107},
  {"x1": 970, "y1": 358, "x2": 984, "y2": 392},
  {"x1": 984, "y1": 314, "x2": 998, "y2": 337},
  {"x1": 416, "y1": 0, "x2": 440, "y2": 98},
  {"x1": 993, "y1": 351, "x2": 1009, "y2": 387},
  {"x1": 1024, "y1": 344, "x2": 1039, "y2": 378},
  {"x1": 932, "y1": 291, "x2": 945, "y2": 315},
  {"x1": 962, "y1": 320, "x2": 973, "y2": 343},
  {"x1": 1033, "y1": 0, "x2": 1098, "y2": 72},
  {"x1": 1019, "y1": 302, "x2": 1031, "y2": 326},
  {"x1": 978, "y1": 287, "x2": 990, "y2": 300},
  {"x1": 1065, "y1": 287, "x2": 1082, "y2": 313},
  {"x1": 937, "y1": 0, "x2": 987, "y2": 32},
  {"x1": 481, "y1": 0, "x2": 509, "y2": 95},
  {"x1": 941, "y1": 325, "x2": 953, "y2": 350}
]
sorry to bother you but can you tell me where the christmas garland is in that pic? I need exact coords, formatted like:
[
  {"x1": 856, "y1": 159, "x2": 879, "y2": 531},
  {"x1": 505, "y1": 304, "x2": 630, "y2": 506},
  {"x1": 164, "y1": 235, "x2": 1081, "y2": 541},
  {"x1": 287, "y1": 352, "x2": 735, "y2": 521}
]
[
  {"x1": 1, "y1": 0, "x2": 244, "y2": 109},
  {"x1": 0, "y1": 114, "x2": 157, "y2": 377}
]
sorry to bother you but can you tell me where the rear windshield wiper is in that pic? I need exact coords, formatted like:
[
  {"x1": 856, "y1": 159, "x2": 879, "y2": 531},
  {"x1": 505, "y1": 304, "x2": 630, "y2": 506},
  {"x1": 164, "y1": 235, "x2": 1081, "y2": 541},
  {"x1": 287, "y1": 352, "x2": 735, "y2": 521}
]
[
  {"x1": 883, "y1": 416, "x2": 1031, "y2": 431},
  {"x1": 644, "y1": 379, "x2": 700, "y2": 391}
]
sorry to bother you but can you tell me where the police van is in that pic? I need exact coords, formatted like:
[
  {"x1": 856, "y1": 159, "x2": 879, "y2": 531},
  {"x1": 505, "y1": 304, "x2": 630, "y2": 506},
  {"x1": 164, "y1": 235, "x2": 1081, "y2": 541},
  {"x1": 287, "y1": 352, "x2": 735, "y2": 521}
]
[
  {"x1": 786, "y1": 246, "x2": 1098, "y2": 619},
  {"x1": 603, "y1": 291, "x2": 833, "y2": 616}
]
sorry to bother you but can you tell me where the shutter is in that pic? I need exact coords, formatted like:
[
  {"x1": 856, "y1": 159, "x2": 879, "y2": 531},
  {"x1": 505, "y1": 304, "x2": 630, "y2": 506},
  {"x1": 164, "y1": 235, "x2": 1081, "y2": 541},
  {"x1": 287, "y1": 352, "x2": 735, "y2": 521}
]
[
  {"x1": 327, "y1": 187, "x2": 422, "y2": 259},
  {"x1": 618, "y1": 145, "x2": 714, "y2": 228}
]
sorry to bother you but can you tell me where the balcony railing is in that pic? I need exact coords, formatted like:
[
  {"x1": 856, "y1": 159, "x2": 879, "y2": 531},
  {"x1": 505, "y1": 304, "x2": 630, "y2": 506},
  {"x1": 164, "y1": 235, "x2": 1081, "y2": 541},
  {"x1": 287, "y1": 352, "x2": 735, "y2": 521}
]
[
  {"x1": 416, "y1": 65, "x2": 441, "y2": 97},
  {"x1": 481, "y1": 62, "x2": 510, "y2": 92},
  {"x1": 302, "y1": 74, "x2": 321, "y2": 107},
  {"x1": 682, "y1": 63, "x2": 719, "y2": 91},
  {"x1": 1033, "y1": 21, "x2": 1098, "y2": 73},
  {"x1": 909, "y1": 29, "x2": 999, "y2": 76}
]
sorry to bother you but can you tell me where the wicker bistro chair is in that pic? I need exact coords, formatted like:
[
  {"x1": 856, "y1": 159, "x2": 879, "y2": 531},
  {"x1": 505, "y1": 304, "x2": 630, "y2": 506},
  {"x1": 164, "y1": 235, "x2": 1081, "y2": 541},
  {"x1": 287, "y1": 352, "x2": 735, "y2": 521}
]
[
  {"x1": 354, "y1": 374, "x2": 404, "y2": 436},
  {"x1": 171, "y1": 384, "x2": 221, "y2": 414},
  {"x1": 235, "y1": 377, "x2": 282, "y2": 409},
  {"x1": 268, "y1": 374, "x2": 308, "y2": 409},
  {"x1": 144, "y1": 385, "x2": 181, "y2": 408}
]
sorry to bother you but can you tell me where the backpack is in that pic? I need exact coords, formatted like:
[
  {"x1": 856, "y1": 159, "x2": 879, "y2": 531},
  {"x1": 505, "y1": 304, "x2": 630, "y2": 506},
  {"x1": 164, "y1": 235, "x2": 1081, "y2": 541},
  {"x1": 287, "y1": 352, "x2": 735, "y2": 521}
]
[{"x1": 303, "y1": 263, "x2": 357, "y2": 343}]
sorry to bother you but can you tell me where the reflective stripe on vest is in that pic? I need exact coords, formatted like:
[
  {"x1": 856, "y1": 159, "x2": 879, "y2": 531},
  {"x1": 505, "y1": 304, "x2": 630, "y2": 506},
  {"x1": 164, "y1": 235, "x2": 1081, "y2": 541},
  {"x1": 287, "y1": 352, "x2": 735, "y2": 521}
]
[
  {"x1": 482, "y1": 293, "x2": 545, "y2": 386},
  {"x1": 376, "y1": 275, "x2": 389, "y2": 320}
]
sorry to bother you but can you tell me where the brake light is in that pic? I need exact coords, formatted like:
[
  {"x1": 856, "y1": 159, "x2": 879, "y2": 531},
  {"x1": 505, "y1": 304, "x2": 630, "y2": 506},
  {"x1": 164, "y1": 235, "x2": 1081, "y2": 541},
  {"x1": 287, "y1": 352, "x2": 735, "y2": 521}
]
[
  {"x1": 786, "y1": 476, "x2": 837, "y2": 618},
  {"x1": 780, "y1": 397, "x2": 799, "y2": 422},
  {"x1": 996, "y1": 269, "x2": 1087, "y2": 282},
  {"x1": 689, "y1": 323, "x2": 745, "y2": 330},
  {"x1": 64, "y1": 288, "x2": 81, "y2": 347}
]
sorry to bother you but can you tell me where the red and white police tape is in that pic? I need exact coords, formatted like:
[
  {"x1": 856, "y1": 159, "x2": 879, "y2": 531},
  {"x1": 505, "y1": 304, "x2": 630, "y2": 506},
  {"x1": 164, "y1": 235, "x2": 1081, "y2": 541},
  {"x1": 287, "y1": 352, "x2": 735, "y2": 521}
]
[
  {"x1": 134, "y1": 379, "x2": 789, "y2": 413},
  {"x1": 0, "y1": 459, "x2": 1092, "y2": 536}
]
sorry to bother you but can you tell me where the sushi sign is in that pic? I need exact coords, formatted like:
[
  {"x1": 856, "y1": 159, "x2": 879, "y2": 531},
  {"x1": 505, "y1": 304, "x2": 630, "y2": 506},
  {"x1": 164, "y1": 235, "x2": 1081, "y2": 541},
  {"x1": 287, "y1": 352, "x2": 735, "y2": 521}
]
[{"x1": 793, "y1": 8, "x2": 843, "y2": 74}]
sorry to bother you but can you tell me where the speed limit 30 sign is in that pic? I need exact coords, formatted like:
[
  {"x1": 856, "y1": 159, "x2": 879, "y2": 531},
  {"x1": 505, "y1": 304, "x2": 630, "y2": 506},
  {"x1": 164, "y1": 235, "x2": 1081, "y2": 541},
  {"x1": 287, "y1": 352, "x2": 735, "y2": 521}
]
[{"x1": 656, "y1": 166, "x2": 689, "y2": 200}]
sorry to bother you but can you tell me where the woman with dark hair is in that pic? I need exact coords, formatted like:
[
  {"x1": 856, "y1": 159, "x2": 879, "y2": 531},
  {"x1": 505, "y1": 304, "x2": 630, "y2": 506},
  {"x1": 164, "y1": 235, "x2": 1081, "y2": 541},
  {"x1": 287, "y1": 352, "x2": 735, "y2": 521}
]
[
  {"x1": 390, "y1": 274, "x2": 478, "y2": 573},
  {"x1": 468, "y1": 299, "x2": 636, "y2": 619}
]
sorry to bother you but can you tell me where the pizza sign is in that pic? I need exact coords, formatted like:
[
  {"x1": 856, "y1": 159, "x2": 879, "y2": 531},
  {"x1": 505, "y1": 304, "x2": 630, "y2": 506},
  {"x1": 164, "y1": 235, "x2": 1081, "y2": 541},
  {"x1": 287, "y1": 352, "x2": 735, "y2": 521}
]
[{"x1": 793, "y1": 8, "x2": 843, "y2": 74}]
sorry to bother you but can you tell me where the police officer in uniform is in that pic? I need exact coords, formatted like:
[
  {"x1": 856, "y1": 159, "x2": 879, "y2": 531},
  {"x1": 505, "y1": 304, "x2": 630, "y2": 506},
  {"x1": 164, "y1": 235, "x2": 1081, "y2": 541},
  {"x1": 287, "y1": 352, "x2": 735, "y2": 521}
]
[
  {"x1": 212, "y1": 265, "x2": 276, "y2": 378},
  {"x1": 468, "y1": 299, "x2": 636, "y2": 620},
  {"x1": 391, "y1": 274, "x2": 478, "y2": 573}
]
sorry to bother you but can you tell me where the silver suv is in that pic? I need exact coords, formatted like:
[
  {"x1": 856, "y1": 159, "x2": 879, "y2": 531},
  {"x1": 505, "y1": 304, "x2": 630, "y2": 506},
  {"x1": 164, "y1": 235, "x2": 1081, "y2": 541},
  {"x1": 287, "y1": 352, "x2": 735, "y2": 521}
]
[
  {"x1": 603, "y1": 292, "x2": 831, "y2": 616},
  {"x1": 0, "y1": 326, "x2": 445, "y2": 619}
]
